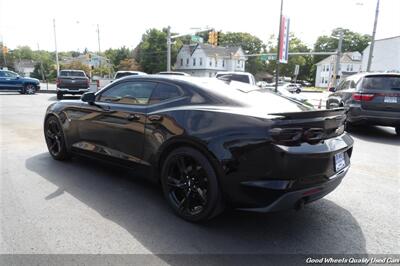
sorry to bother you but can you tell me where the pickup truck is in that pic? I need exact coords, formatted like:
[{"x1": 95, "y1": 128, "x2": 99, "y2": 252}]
[{"x1": 56, "y1": 70, "x2": 90, "y2": 100}]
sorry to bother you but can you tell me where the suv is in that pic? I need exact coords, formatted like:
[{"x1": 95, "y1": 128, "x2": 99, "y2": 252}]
[
  {"x1": 286, "y1": 83, "x2": 302, "y2": 93},
  {"x1": 326, "y1": 73, "x2": 400, "y2": 135},
  {"x1": 113, "y1": 71, "x2": 147, "y2": 80},
  {"x1": 0, "y1": 70, "x2": 40, "y2": 94},
  {"x1": 215, "y1": 72, "x2": 256, "y2": 86},
  {"x1": 56, "y1": 70, "x2": 90, "y2": 100}
]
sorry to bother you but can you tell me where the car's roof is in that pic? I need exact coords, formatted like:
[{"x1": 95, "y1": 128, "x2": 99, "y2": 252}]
[
  {"x1": 348, "y1": 72, "x2": 400, "y2": 79},
  {"x1": 115, "y1": 70, "x2": 147, "y2": 74},
  {"x1": 60, "y1": 69, "x2": 85, "y2": 72},
  {"x1": 216, "y1": 71, "x2": 253, "y2": 76}
]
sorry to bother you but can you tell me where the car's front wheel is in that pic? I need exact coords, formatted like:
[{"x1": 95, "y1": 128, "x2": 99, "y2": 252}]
[
  {"x1": 44, "y1": 116, "x2": 70, "y2": 160},
  {"x1": 160, "y1": 147, "x2": 223, "y2": 222},
  {"x1": 24, "y1": 84, "x2": 36, "y2": 94}
]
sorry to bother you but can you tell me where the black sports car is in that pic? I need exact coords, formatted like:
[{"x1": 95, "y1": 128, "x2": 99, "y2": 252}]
[{"x1": 44, "y1": 75, "x2": 354, "y2": 222}]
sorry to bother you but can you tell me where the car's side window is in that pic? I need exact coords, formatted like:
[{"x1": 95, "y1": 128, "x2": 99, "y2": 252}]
[
  {"x1": 98, "y1": 81, "x2": 157, "y2": 105},
  {"x1": 4, "y1": 71, "x2": 17, "y2": 78},
  {"x1": 148, "y1": 83, "x2": 183, "y2": 104},
  {"x1": 0, "y1": 71, "x2": 5, "y2": 77}
]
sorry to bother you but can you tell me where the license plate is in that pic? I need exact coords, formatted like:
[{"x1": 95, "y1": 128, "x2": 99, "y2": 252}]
[
  {"x1": 334, "y1": 152, "x2": 346, "y2": 172},
  {"x1": 384, "y1": 96, "x2": 397, "y2": 103}
]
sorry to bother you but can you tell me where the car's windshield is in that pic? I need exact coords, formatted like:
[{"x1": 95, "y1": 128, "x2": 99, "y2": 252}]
[{"x1": 362, "y1": 75, "x2": 400, "y2": 90}]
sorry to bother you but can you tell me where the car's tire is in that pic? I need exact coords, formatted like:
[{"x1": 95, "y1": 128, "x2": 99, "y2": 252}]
[
  {"x1": 57, "y1": 91, "x2": 63, "y2": 100},
  {"x1": 44, "y1": 116, "x2": 70, "y2": 160},
  {"x1": 24, "y1": 84, "x2": 36, "y2": 94},
  {"x1": 395, "y1": 127, "x2": 400, "y2": 136},
  {"x1": 296, "y1": 89, "x2": 301, "y2": 94},
  {"x1": 160, "y1": 147, "x2": 223, "y2": 222}
]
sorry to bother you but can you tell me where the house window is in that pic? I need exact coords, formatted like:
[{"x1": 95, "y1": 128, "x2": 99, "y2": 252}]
[
  {"x1": 350, "y1": 64, "x2": 353, "y2": 71},
  {"x1": 193, "y1": 58, "x2": 196, "y2": 66},
  {"x1": 346, "y1": 65, "x2": 349, "y2": 71},
  {"x1": 326, "y1": 65, "x2": 329, "y2": 71},
  {"x1": 237, "y1": 60, "x2": 240, "y2": 65},
  {"x1": 180, "y1": 58, "x2": 183, "y2": 66},
  {"x1": 186, "y1": 58, "x2": 189, "y2": 65},
  {"x1": 323, "y1": 65, "x2": 325, "y2": 72},
  {"x1": 222, "y1": 60, "x2": 225, "y2": 67},
  {"x1": 200, "y1": 58, "x2": 203, "y2": 66},
  {"x1": 215, "y1": 59, "x2": 218, "y2": 67},
  {"x1": 209, "y1": 60, "x2": 212, "y2": 67}
]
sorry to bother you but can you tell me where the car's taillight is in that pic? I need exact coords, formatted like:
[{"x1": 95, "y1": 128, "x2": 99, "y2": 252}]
[{"x1": 352, "y1": 93, "x2": 375, "y2": 101}]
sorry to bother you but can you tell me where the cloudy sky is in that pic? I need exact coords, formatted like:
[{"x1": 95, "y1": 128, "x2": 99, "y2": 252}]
[{"x1": 0, "y1": 0, "x2": 399, "y2": 52}]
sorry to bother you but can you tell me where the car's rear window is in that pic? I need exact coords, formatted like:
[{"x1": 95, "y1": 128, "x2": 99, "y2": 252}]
[
  {"x1": 60, "y1": 71, "x2": 85, "y2": 77},
  {"x1": 115, "y1": 72, "x2": 138, "y2": 79},
  {"x1": 362, "y1": 75, "x2": 400, "y2": 90},
  {"x1": 217, "y1": 74, "x2": 250, "y2": 84},
  {"x1": 196, "y1": 79, "x2": 310, "y2": 113}
]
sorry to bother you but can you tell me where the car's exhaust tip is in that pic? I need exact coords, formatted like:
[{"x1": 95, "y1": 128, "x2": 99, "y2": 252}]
[{"x1": 295, "y1": 198, "x2": 306, "y2": 211}]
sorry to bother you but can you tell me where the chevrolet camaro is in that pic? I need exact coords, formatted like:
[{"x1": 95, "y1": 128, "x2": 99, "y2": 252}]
[{"x1": 44, "y1": 75, "x2": 353, "y2": 222}]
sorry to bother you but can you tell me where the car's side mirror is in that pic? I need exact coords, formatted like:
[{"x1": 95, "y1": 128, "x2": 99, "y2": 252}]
[
  {"x1": 81, "y1": 92, "x2": 96, "y2": 103},
  {"x1": 328, "y1": 87, "x2": 336, "y2": 92}
]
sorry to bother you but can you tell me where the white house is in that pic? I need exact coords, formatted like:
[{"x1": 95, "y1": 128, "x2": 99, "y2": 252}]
[
  {"x1": 14, "y1": 59, "x2": 35, "y2": 77},
  {"x1": 174, "y1": 43, "x2": 246, "y2": 77},
  {"x1": 315, "y1": 52, "x2": 362, "y2": 88},
  {"x1": 361, "y1": 36, "x2": 400, "y2": 72}
]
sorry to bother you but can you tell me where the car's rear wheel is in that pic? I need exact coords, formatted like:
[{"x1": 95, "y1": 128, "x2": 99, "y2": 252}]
[
  {"x1": 24, "y1": 84, "x2": 36, "y2": 94},
  {"x1": 160, "y1": 147, "x2": 223, "y2": 222},
  {"x1": 296, "y1": 88, "x2": 301, "y2": 93},
  {"x1": 44, "y1": 116, "x2": 70, "y2": 160},
  {"x1": 57, "y1": 91, "x2": 63, "y2": 100}
]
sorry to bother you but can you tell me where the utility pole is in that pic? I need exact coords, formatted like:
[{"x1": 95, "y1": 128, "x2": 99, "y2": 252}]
[
  {"x1": 37, "y1": 43, "x2": 45, "y2": 81},
  {"x1": 334, "y1": 31, "x2": 343, "y2": 87},
  {"x1": 367, "y1": 0, "x2": 380, "y2": 72},
  {"x1": 275, "y1": 0, "x2": 284, "y2": 93},
  {"x1": 167, "y1": 26, "x2": 171, "y2": 72},
  {"x1": 53, "y1": 19, "x2": 60, "y2": 76},
  {"x1": 97, "y1": 24, "x2": 101, "y2": 54}
]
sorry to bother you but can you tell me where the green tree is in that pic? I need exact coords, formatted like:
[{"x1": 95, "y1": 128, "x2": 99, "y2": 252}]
[
  {"x1": 104, "y1": 46, "x2": 133, "y2": 69},
  {"x1": 117, "y1": 58, "x2": 142, "y2": 71},
  {"x1": 136, "y1": 28, "x2": 182, "y2": 73}
]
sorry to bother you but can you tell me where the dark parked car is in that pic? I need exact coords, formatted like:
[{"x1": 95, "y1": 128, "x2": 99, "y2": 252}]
[
  {"x1": 44, "y1": 75, "x2": 353, "y2": 222},
  {"x1": 0, "y1": 70, "x2": 40, "y2": 94},
  {"x1": 56, "y1": 70, "x2": 90, "y2": 100},
  {"x1": 326, "y1": 73, "x2": 400, "y2": 135}
]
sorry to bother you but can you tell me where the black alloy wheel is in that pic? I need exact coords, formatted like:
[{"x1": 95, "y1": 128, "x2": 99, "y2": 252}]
[
  {"x1": 44, "y1": 116, "x2": 70, "y2": 160},
  {"x1": 161, "y1": 147, "x2": 222, "y2": 222},
  {"x1": 24, "y1": 84, "x2": 36, "y2": 94}
]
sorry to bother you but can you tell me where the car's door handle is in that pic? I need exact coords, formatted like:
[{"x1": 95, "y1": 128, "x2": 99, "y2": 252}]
[
  {"x1": 127, "y1": 114, "x2": 141, "y2": 121},
  {"x1": 148, "y1": 115, "x2": 163, "y2": 122}
]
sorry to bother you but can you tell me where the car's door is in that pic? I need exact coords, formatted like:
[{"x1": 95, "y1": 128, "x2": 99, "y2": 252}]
[
  {"x1": 0, "y1": 71, "x2": 6, "y2": 89},
  {"x1": 3, "y1": 71, "x2": 22, "y2": 90},
  {"x1": 75, "y1": 80, "x2": 157, "y2": 164}
]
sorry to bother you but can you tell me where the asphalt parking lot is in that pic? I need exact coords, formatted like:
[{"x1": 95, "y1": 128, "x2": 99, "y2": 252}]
[{"x1": 0, "y1": 93, "x2": 399, "y2": 258}]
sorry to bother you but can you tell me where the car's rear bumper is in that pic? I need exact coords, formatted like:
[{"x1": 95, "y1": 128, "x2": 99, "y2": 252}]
[
  {"x1": 57, "y1": 88, "x2": 90, "y2": 94},
  {"x1": 347, "y1": 106, "x2": 400, "y2": 127},
  {"x1": 219, "y1": 133, "x2": 353, "y2": 210},
  {"x1": 237, "y1": 165, "x2": 349, "y2": 212}
]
